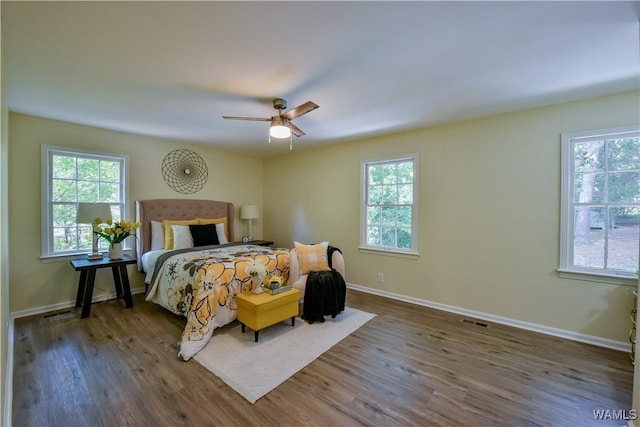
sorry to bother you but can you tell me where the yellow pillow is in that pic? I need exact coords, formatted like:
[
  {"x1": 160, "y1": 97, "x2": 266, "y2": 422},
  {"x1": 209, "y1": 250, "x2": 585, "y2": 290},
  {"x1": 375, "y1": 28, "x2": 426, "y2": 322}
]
[
  {"x1": 197, "y1": 217, "x2": 228, "y2": 241},
  {"x1": 294, "y1": 241, "x2": 330, "y2": 275},
  {"x1": 197, "y1": 217, "x2": 226, "y2": 225},
  {"x1": 163, "y1": 219, "x2": 198, "y2": 250}
]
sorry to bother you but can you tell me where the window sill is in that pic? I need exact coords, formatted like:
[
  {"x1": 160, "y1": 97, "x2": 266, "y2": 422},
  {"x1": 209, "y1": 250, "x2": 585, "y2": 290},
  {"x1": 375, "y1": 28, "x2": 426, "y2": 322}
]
[
  {"x1": 557, "y1": 268, "x2": 638, "y2": 286},
  {"x1": 358, "y1": 246, "x2": 419, "y2": 259}
]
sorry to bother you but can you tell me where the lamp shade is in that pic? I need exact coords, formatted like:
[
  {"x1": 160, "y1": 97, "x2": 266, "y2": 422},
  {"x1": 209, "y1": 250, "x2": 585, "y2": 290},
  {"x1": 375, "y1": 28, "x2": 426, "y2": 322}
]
[
  {"x1": 240, "y1": 205, "x2": 259, "y2": 220},
  {"x1": 76, "y1": 202, "x2": 112, "y2": 224}
]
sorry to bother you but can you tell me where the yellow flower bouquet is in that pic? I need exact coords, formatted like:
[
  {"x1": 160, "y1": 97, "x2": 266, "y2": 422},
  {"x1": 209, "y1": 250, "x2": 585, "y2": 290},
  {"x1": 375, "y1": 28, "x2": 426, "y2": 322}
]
[{"x1": 92, "y1": 217, "x2": 141, "y2": 245}]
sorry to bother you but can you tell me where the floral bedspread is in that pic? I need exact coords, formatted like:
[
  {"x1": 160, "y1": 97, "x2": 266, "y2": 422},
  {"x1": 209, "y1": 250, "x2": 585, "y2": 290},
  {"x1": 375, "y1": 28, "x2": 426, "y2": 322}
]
[{"x1": 145, "y1": 244, "x2": 290, "y2": 360}]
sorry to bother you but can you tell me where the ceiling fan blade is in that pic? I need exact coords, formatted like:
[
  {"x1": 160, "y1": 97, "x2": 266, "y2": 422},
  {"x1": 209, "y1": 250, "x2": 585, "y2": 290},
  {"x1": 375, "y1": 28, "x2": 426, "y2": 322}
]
[
  {"x1": 283, "y1": 101, "x2": 319, "y2": 120},
  {"x1": 222, "y1": 116, "x2": 271, "y2": 121},
  {"x1": 289, "y1": 121, "x2": 305, "y2": 137}
]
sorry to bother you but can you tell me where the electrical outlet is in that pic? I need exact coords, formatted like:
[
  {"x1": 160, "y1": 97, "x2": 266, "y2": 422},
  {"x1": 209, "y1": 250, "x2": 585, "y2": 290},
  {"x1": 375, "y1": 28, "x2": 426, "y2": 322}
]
[{"x1": 377, "y1": 273, "x2": 384, "y2": 282}]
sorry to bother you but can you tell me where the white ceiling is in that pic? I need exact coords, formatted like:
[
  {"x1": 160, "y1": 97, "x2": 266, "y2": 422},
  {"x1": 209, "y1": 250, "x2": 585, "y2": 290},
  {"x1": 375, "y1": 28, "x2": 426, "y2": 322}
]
[{"x1": 3, "y1": 1, "x2": 639, "y2": 157}]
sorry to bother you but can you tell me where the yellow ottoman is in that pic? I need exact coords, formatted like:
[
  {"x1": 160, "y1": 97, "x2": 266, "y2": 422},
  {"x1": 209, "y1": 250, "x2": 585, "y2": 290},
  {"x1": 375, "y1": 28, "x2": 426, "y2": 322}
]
[{"x1": 236, "y1": 288, "x2": 300, "y2": 342}]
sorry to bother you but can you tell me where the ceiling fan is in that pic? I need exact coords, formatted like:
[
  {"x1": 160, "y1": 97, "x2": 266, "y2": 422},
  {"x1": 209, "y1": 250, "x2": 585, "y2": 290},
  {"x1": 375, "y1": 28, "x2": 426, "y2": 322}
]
[{"x1": 222, "y1": 98, "x2": 319, "y2": 149}]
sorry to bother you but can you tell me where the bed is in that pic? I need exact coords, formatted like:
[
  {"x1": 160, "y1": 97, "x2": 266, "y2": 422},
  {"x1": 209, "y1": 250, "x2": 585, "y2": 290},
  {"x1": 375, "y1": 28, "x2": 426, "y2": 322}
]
[{"x1": 135, "y1": 199, "x2": 290, "y2": 360}]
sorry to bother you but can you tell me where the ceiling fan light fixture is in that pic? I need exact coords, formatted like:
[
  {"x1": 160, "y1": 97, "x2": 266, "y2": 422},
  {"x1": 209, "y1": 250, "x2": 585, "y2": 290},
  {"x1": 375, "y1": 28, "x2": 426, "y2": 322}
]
[
  {"x1": 270, "y1": 125, "x2": 291, "y2": 138},
  {"x1": 269, "y1": 117, "x2": 291, "y2": 138},
  {"x1": 223, "y1": 98, "x2": 318, "y2": 146}
]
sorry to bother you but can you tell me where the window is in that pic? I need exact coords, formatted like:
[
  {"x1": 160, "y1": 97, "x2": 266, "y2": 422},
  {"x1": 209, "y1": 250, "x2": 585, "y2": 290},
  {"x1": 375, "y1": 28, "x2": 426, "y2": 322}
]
[
  {"x1": 361, "y1": 153, "x2": 418, "y2": 255},
  {"x1": 41, "y1": 145, "x2": 129, "y2": 258},
  {"x1": 560, "y1": 126, "x2": 639, "y2": 284}
]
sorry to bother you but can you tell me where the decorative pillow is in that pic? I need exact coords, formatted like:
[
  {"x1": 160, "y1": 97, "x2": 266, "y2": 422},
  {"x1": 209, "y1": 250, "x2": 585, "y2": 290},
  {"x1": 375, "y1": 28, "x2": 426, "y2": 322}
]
[
  {"x1": 189, "y1": 224, "x2": 220, "y2": 247},
  {"x1": 294, "y1": 241, "x2": 330, "y2": 275},
  {"x1": 197, "y1": 217, "x2": 228, "y2": 243},
  {"x1": 151, "y1": 220, "x2": 165, "y2": 251},
  {"x1": 216, "y1": 222, "x2": 229, "y2": 245},
  {"x1": 163, "y1": 219, "x2": 198, "y2": 249},
  {"x1": 171, "y1": 225, "x2": 194, "y2": 250}
]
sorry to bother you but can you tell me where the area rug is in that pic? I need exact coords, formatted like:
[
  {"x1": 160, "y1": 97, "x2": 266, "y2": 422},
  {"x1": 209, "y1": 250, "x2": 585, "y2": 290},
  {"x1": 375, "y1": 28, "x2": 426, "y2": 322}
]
[{"x1": 193, "y1": 306, "x2": 376, "y2": 404}]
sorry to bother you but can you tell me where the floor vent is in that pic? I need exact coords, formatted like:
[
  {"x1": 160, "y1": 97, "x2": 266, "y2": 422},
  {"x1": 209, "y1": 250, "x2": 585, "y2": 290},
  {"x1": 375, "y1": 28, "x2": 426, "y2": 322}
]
[
  {"x1": 461, "y1": 318, "x2": 490, "y2": 328},
  {"x1": 44, "y1": 310, "x2": 73, "y2": 319}
]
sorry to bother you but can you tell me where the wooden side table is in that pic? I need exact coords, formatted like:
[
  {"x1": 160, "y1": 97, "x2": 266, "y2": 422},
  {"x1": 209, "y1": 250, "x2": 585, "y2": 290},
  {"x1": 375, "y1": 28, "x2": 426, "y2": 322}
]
[{"x1": 70, "y1": 254, "x2": 136, "y2": 318}]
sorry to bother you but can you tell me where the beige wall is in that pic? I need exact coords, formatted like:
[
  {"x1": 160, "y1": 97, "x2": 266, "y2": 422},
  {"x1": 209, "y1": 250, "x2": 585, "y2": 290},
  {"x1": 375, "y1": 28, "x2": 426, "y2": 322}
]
[
  {"x1": 0, "y1": 10, "x2": 10, "y2": 425},
  {"x1": 264, "y1": 90, "x2": 640, "y2": 343},
  {"x1": 8, "y1": 113, "x2": 263, "y2": 313},
  {"x1": 6, "y1": 91, "x2": 639, "y2": 342}
]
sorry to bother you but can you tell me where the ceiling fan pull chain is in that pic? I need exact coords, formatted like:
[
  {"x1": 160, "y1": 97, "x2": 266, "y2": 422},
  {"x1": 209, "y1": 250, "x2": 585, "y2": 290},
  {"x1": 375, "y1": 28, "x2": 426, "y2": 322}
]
[{"x1": 289, "y1": 133, "x2": 293, "y2": 150}]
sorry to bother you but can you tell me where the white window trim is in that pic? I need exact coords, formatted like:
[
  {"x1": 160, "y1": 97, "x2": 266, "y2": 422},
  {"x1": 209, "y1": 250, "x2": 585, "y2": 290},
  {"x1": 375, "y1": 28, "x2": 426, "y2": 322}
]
[
  {"x1": 360, "y1": 153, "x2": 419, "y2": 256},
  {"x1": 559, "y1": 125, "x2": 639, "y2": 286},
  {"x1": 41, "y1": 144, "x2": 131, "y2": 260}
]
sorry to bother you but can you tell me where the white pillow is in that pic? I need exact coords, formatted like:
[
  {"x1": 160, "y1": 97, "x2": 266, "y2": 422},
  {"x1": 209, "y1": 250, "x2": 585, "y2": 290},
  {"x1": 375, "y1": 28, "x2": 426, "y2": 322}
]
[
  {"x1": 151, "y1": 220, "x2": 165, "y2": 251},
  {"x1": 171, "y1": 225, "x2": 194, "y2": 250},
  {"x1": 216, "y1": 222, "x2": 228, "y2": 244}
]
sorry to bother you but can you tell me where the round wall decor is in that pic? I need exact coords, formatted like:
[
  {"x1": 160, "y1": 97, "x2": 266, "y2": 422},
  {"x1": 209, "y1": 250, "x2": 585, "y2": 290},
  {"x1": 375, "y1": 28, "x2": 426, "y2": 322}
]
[{"x1": 161, "y1": 149, "x2": 208, "y2": 194}]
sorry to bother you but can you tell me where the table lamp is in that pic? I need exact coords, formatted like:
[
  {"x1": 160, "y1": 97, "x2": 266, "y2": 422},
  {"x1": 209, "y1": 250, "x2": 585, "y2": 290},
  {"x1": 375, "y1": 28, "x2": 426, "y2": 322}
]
[
  {"x1": 240, "y1": 205, "x2": 259, "y2": 241},
  {"x1": 76, "y1": 202, "x2": 112, "y2": 260}
]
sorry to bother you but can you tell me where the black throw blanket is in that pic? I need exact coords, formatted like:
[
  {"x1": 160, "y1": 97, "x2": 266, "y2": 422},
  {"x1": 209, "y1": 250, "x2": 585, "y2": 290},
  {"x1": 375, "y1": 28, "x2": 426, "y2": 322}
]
[{"x1": 302, "y1": 246, "x2": 346, "y2": 324}]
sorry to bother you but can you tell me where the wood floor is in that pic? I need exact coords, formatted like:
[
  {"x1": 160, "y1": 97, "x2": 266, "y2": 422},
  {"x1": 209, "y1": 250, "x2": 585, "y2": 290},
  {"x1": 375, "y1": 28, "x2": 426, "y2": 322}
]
[{"x1": 12, "y1": 289, "x2": 633, "y2": 427}]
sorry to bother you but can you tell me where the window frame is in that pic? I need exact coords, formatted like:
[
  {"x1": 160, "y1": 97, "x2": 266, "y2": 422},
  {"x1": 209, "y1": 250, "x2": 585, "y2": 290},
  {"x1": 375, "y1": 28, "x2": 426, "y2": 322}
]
[
  {"x1": 559, "y1": 125, "x2": 639, "y2": 286},
  {"x1": 41, "y1": 144, "x2": 130, "y2": 259},
  {"x1": 360, "y1": 153, "x2": 419, "y2": 256}
]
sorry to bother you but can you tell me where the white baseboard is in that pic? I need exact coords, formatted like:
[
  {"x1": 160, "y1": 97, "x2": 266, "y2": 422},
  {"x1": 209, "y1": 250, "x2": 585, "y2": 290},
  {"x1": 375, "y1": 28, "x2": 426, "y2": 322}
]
[
  {"x1": 3, "y1": 317, "x2": 13, "y2": 427},
  {"x1": 346, "y1": 283, "x2": 630, "y2": 352},
  {"x1": 10, "y1": 286, "x2": 146, "y2": 319},
  {"x1": 10, "y1": 282, "x2": 630, "y2": 351}
]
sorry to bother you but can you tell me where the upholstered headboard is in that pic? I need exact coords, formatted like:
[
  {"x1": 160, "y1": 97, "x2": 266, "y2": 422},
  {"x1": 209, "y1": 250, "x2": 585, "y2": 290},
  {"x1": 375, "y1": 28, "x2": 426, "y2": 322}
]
[{"x1": 135, "y1": 199, "x2": 235, "y2": 271}]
